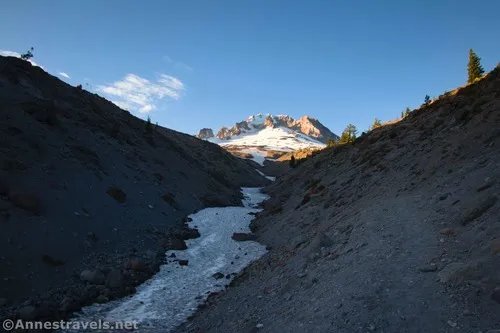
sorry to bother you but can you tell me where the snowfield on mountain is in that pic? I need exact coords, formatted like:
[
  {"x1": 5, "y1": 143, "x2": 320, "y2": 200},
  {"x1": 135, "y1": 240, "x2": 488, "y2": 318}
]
[{"x1": 197, "y1": 114, "x2": 337, "y2": 164}]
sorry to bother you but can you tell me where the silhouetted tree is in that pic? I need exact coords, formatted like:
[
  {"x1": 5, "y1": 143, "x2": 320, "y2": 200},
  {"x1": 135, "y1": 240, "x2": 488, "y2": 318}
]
[
  {"x1": 289, "y1": 155, "x2": 296, "y2": 168},
  {"x1": 424, "y1": 95, "x2": 430, "y2": 105},
  {"x1": 327, "y1": 138, "x2": 338, "y2": 147},
  {"x1": 467, "y1": 48, "x2": 485, "y2": 83},
  {"x1": 372, "y1": 118, "x2": 382, "y2": 129},
  {"x1": 404, "y1": 107, "x2": 411, "y2": 117},
  {"x1": 339, "y1": 124, "x2": 357, "y2": 144},
  {"x1": 145, "y1": 115, "x2": 153, "y2": 134},
  {"x1": 20, "y1": 47, "x2": 34, "y2": 60}
]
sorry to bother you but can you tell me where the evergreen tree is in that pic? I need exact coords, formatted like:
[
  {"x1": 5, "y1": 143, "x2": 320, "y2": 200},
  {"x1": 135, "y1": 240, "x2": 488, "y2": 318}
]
[
  {"x1": 400, "y1": 111, "x2": 404, "y2": 118},
  {"x1": 289, "y1": 155, "x2": 296, "y2": 168},
  {"x1": 339, "y1": 124, "x2": 357, "y2": 144},
  {"x1": 372, "y1": 118, "x2": 382, "y2": 129},
  {"x1": 145, "y1": 115, "x2": 153, "y2": 134},
  {"x1": 327, "y1": 138, "x2": 338, "y2": 147},
  {"x1": 424, "y1": 95, "x2": 430, "y2": 105},
  {"x1": 467, "y1": 48, "x2": 485, "y2": 83},
  {"x1": 20, "y1": 47, "x2": 34, "y2": 60},
  {"x1": 404, "y1": 107, "x2": 411, "y2": 117}
]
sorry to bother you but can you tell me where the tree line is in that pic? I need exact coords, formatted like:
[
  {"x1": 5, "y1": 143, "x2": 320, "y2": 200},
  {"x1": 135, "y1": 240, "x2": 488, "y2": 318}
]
[{"x1": 327, "y1": 49, "x2": 486, "y2": 148}]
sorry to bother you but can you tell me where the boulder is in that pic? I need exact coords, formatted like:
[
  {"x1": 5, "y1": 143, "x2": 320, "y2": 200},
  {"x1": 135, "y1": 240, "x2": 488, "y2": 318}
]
[
  {"x1": 169, "y1": 237, "x2": 188, "y2": 250},
  {"x1": 232, "y1": 233, "x2": 256, "y2": 242},
  {"x1": 106, "y1": 187, "x2": 126, "y2": 203},
  {"x1": 80, "y1": 269, "x2": 105, "y2": 285},
  {"x1": 439, "y1": 228, "x2": 453, "y2": 236},
  {"x1": 126, "y1": 258, "x2": 148, "y2": 272}
]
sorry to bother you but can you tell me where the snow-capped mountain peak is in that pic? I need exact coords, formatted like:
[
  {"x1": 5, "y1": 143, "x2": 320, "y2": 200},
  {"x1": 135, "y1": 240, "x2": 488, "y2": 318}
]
[{"x1": 195, "y1": 114, "x2": 338, "y2": 165}]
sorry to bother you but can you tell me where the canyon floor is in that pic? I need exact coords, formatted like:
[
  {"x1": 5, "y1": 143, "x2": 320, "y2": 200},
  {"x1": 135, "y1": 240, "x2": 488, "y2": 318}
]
[
  {"x1": 1, "y1": 55, "x2": 500, "y2": 333},
  {"x1": 176, "y1": 66, "x2": 500, "y2": 333}
]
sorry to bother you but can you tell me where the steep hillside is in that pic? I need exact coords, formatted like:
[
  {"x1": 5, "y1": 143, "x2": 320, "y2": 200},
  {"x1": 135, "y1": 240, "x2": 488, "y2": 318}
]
[
  {"x1": 197, "y1": 114, "x2": 337, "y2": 165},
  {"x1": 0, "y1": 56, "x2": 268, "y2": 321},
  {"x1": 178, "y1": 65, "x2": 500, "y2": 332}
]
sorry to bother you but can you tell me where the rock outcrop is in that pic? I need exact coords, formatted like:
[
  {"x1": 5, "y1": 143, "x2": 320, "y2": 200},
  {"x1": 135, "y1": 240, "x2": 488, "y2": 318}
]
[{"x1": 196, "y1": 128, "x2": 214, "y2": 139}]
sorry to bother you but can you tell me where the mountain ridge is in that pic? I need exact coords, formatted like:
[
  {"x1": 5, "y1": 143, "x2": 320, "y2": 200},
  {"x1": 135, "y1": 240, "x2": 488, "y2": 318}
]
[{"x1": 196, "y1": 113, "x2": 338, "y2": 143}]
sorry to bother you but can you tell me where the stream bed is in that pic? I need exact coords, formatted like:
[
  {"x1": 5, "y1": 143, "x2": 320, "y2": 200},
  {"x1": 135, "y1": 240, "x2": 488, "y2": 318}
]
[{"x1": 64, "y1": 187, "x2": 269, "y2": 332}]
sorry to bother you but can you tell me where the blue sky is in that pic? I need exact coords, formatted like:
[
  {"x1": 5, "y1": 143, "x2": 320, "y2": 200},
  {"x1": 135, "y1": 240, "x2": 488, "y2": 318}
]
[{"x1": 1, "y1": 0, "x2": 499, "y2": 136}]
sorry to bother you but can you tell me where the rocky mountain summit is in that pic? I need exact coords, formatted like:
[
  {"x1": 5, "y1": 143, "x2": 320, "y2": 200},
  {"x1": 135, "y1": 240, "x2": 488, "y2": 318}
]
[
  {"x1": 197, "y1": 114, "x2": 337, "y2": 143},
  {"x1": 196, "y1": 114, "x2": 338, "y2": 165},
  {"x1": 196, "y1": 128, "x2": 214, "y2": 140}
]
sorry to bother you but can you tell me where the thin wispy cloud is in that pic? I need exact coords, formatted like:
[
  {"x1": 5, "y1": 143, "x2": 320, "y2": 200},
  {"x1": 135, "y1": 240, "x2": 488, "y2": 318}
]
[
  {"x1": 98, "y1": 73, "x2": 185, "y2": 114},
  {"x1": 0, "y1": 50, "x2": 44, "y2": 69},
  {"x1": 59, "y1": 72, "x2": 70, "y2": 79},
  {"x1": 175, "y1": 62, "x2": 194, "y2": 72},
  {"x1": 164, "y1": 55, "x2": 194, "y2": 72}
]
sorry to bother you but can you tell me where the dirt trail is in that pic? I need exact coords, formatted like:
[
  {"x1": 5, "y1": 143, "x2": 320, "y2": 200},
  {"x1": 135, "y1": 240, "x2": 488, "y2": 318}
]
[{"x1": 177, "y1": 65, "x2": 500, "y2": 332}]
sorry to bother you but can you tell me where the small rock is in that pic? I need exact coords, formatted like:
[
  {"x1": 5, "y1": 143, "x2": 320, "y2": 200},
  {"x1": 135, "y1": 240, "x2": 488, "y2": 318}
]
[
  {"x1": 80, "y1": 269, "x2": 105, "y2": 285},
  {"x1": 477, "y1": 181, "x2": 494, "y2": 192},
  {"x1": 9, "y1": 192, "x2": 43, "y2": 215},
  {"x1": 178, "y1": 260, "x2": 189, "y2": 266},
  {"x1": 212, "y1": 272, "x2": 224, "y2": 279},
  {"x1": 256, "y1": 323, "x2": 264, "y2": 329},
  {"x1": 447, "y1": 320, "x2": 457, "y2": 328},
  {"x1": 460, "y1": 195, "x2": 497, "y2": 225},
  {"x1": 439, "y1": 193, "x2": 450, "y2": 201},
  {"x1": 105, "y1": 269, "x2": 124, "y2": 289},
  {"x1": 106, "y1": 187, "x2": 126, "y2": 203},
  {"x1": 368, "y1": 324, "x2": 376, "y2": 331},
  {"x1": 438, "y1": 261, "x2": 481, "y2": 284},
  {"x1": 419, "y1": 264, "x2": 438, "y2": 272},
  {"x1": 462, "y1": 309, "x2": 473, "y2": 316},
  {"x1": 231, "y1": 232, "x2": 256, "y2": 242},
  {"x1": 439, "y1": 228, "x2": 453, "y2": 236},
  {"x1": 491, "y1": 239, "x2": 500, "y2": 254},
  {"x1": 148, "y1": 204, "x2": 154, "y2": 209},
  {"x1": 18, "y1": 305, "x2": 37, "y2": 320},
  {"x1": 297, "y1": 271, "x2": 307, "y2": 278}
]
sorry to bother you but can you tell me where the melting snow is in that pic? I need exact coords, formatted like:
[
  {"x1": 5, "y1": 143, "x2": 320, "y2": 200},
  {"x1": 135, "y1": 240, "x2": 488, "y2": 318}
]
[
  {"x1": 65, "y1": 188, "x2": 269, "y2": 332},
  {"x1": 219, "y1": 127, "x2": 325, "y2": 151},
  {"x1": 256, "y1": 169, "x2": 276, "y2": 181},
  {"x1": 240, "y1": 147, "x2": 267, "y2": 166}
]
